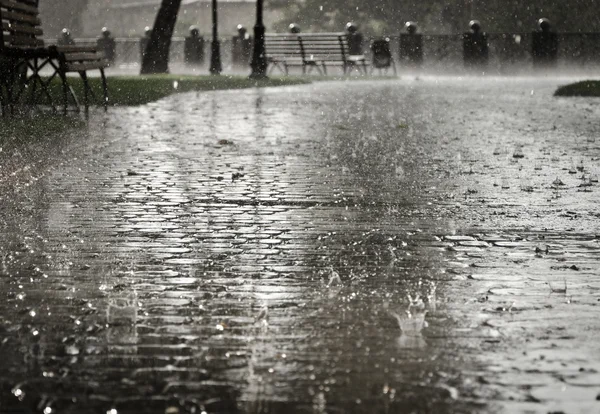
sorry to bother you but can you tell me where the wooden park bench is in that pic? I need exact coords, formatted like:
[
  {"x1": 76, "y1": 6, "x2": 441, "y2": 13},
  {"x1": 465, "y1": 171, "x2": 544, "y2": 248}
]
[
  {"x1": 0, "y1": 0, "x2": 48, "y2": 114},
  {"x1": 265, "y1": 32, "x2": 368, "y2": 75},
  {"x1": 0, "y1": 0, "x2": 108, "y2": 115}
]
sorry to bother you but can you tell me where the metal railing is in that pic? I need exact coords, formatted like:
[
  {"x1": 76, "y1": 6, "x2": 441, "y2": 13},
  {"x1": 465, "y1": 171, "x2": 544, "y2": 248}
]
[{"x1": 44, "y1": 32, "x2": 600, "y2": 74}]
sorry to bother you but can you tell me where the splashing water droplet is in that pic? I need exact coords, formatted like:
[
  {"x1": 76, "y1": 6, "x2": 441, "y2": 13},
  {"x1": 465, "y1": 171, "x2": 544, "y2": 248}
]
[{"x1": 327, "y1": 267, "x2": 342, "y2": 287}]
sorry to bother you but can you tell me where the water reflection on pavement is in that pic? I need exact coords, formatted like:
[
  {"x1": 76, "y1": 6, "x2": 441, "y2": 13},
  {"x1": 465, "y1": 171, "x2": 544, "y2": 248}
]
[{"x1": 1, "y1": 77, "x2": 599, "y2": 413}]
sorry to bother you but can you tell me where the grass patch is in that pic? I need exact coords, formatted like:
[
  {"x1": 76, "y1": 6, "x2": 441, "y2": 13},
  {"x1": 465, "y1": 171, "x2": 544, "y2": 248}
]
[
  {"x1": 0, "y1": 114, "x2": 83, "y2": 145},
  {"x1": 40, "y1": 73, "x2": 392, "y2": 106},
  {"x1": 11, "y1": 74, "x2": 392, "y2": 108},
  {"x1": 555, "y1": 80, "x2": 600, "y2": 97},
  {"x1": 0, "y1": 114, "x2": 85, "y2": 181},
  {"x1": 44, "y1": 74, "x2": 312, "y2": 106}
]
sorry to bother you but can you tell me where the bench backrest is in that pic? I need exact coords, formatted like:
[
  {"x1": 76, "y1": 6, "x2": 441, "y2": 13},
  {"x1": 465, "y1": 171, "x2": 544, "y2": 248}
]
[
  {"x1": 264, "y1": 34, "x2": 305, "y2": 60},
  {"x1": 265, "y1": 32, "x2": 350, "y2": 62},
  {"x1": 299, "y1": 33, "x2": 349, "y2": 63},
  {"x1": 0, "y1": 0, "x2": 44, "y2": 51}
]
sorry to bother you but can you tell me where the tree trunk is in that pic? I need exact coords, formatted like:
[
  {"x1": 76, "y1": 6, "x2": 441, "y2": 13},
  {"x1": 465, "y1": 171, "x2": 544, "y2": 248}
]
[{"x1": 140, "y1": 0, "x2": 183, "y2": 74}]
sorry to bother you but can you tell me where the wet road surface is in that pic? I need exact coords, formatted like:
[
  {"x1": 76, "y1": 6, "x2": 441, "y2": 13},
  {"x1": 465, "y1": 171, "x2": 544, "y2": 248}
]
[{"x1": 1, "y1": 77, "x2": 599, "y2": 413}]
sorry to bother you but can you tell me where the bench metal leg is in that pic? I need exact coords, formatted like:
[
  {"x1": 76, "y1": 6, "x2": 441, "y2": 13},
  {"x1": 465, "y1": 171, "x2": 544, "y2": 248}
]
[
  {"x1": 0, "y1": 79, "x2": 6, "y2": 117},
  {"x1": 267, "y1": 62, "x2": 285, "y2": 75},
  {"x1": 6, "y1": 62, "x2": 16, "y2": 115},
  {"x1": 20, "y1": 58, "x2": 56, "y2": 110},
  {"x1": 100, "y1": 68, "x2": 108, "y2": 111},
  {"x1": 80, "y1": 71, "x2": 90, "y2": 114},
  {"x1": 58, "y1": 70, "x2": 69, "y2": 116},
  {"x1": 28, "y1": 60, "x2": 39, "y2": 106},
  {"x1": 1, "y1": 66, "x2": 10, "y2": 116},
  {"x1": 56, "y1": 68, "x2": 80, "y2": 115}
]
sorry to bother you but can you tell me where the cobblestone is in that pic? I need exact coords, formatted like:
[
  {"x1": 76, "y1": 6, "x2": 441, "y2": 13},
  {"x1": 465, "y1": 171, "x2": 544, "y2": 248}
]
[{"x1": 1, "y1": 78, "x2": 600, "y2": 413}]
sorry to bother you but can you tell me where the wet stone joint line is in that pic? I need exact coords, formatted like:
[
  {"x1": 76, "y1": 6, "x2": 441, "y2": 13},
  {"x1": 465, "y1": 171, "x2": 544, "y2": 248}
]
[{"x1": 1, "y1": 78, "x2": 600, "y2": 413}]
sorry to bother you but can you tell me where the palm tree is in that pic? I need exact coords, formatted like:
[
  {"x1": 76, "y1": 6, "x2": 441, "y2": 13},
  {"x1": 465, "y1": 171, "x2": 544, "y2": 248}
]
[{"x1": 140, "y1": 0, "x2": 182, "y2": 74}]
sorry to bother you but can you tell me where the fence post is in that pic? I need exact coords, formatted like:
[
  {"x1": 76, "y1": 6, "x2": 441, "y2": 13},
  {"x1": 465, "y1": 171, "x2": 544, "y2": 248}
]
[
  {"x1": 232, "y1": 25, "x2": 252, "y2": 67},
  {"x1": 463, "y1": 20, "x2": 489, "y2": 69},
  {"x1": 140, "y1": 26, "x2": 152, "y2": 62},
  {"x1": 532, "y1": 18, "x2": 558, "y2": 69},
  {"x1": 97, "y1": 27, "x2": 117, "y2": 66},
  {"x1": 184, "y1": 26, "x2": 205, "y2": 65},
  {"x1": 399, "y1": 22, "x2": 423, "y2": 68}
]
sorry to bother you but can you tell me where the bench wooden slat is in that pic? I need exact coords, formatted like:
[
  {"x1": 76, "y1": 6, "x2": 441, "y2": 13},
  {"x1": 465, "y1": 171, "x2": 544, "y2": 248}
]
[
  {"x1": 3, "y1": 44, "x2": 47, "y2": 54},
  {"x1": 297, "y1": 32, "x2": 345, "y2": 35},
  {"x1": 269, "y1": 57, "x2": 303, "y2": 61},
  {"x1": 64, "y1": 61, "x2": 108, "y2": 72},
  {"x1": 0, "y1": 0, "x2": 39, "y2": 15},
  {"x1": 3, "y1": 9, "x2": 41, "y2": 25},
  {"x1": 304, "y1": 42, "x2": 347, "y2": 46},
  {"x1": 304, "y1": 45, "x2": 347, "y2": 49},
  {"x1": 3, "y1": 21, "x2": 43, "y2": 35},
  {"x1": 5, "y1": 33, "x2": 44, "y2": 46},
  {"x1": 54, "y1": 45, "x2": 98, "y2": 53},
  {"x1": 8, "y1": 23, "x2": 42, "y2": 36},
  {"x1": 265, "y1": 48, "x2": 303, "y2": 52},
  {"x1": 63, "y1": 52, "x2": 104, "y2": 61}
]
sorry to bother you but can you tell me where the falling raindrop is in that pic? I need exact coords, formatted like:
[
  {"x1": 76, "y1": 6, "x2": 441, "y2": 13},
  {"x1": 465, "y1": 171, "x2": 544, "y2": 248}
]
[
  {"x1": 12, "y1": 387, "x2": 24, "y2": 400},
  {"x1": 512, "y1": 146, "x2": 524, "y2": 159},
  {"x1": 255, "y1": 305, "x2": 268, "y2": 326},
  {"x1": 327, "y1": 267, "x2": 342, "y2": 286},
  {"x1": 395, "y1": 165, "x2": 404, "y2": 178},
  {"x1": 567, "y1": 158, "x2": 577, "y2": 174},
  {"x1": 107, "y1": 290, "x2": 137, "y2": 325}
]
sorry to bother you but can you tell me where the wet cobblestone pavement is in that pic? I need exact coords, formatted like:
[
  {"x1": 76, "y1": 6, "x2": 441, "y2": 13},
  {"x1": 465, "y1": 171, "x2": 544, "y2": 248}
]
[{"x1": 1, "y1": 77, "x2": 599, "y2": 414}]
